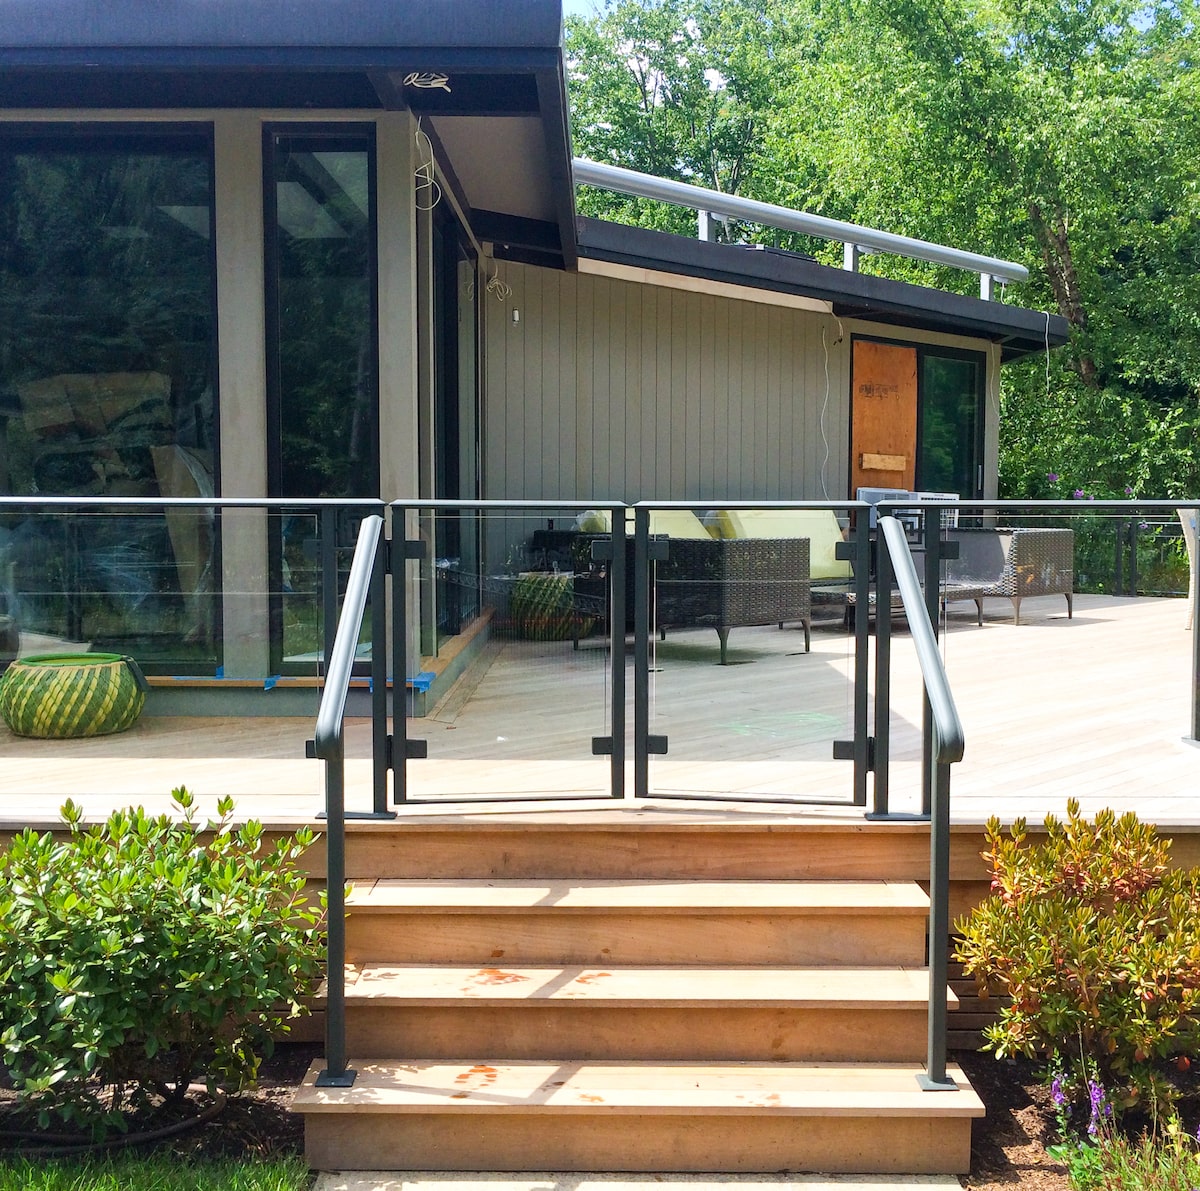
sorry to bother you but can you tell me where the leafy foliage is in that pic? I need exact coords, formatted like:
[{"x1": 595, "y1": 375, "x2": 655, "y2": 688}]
[
  {"x1": 0, "y1": 789, "x2": 323, "y2": 1138},
  {"x1": 566, "y1": 0, "x2": 1200, "y2": 500},
  {"x1": 955, "y1": 801, "x2": 1200, "y2": 1110}
]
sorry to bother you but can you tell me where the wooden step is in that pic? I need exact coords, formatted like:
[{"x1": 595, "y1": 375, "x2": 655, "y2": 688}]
[
  {"x1": 343, "y1": 879, "x2": 929, "y2": 967},
  {"x1": 294, "y1": 1058, "x2": 984, "y2": 1174},
  {"x1": 327, "y1": 964, "x2": 951, "y2": 1062},
  {"x1": 331, "y1": 816, "x2": 992, "y2": 885}
]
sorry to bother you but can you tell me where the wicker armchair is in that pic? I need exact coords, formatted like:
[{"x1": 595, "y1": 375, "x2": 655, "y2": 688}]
[
  {"x1": 655, "y1": 537, "x2": 811, "y2": 664},
  {"x1": 942, "y1": 527, "x2": 1074, "y2": 625}
]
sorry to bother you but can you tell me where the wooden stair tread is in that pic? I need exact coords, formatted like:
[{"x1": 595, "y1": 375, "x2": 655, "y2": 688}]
[
  {"x1": 294, "y1": 1058, "x2": 984, "y2": 1117},
  {"x1": 349, "y1": 879, "x2": 929, "y2": 913},
  {"x1": 329, "y1": 964, "x2": 954, "y2": 1009}
]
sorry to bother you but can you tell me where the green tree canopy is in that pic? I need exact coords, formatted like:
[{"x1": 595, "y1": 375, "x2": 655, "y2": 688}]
[{"x1": 566, "y1": 0, "x2": 1200, "y2": 496}]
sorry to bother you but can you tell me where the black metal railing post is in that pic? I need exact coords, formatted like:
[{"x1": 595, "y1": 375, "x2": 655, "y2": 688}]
[
  {"x1": 370, "y1": 526, "x2": 389, "y2": 815},
  {"x1": 310, "y1": 512, "x2": 384, "y2": 1089},
  {"x1": 921, "y1": 512, "x2": 944, "y2": 818},
  {"x1": 871, "y1": 517, "x2": 893, "y2": 816},
  {"x1": 852, "y1": 511, "x2": 872, "y2": 808},
  {"x1": 609, "y1": 505, "x2": 627, "y2": 798},
  {"x1": 633, "y1": 506, "x2": 651, "y2": 800},
  {"x1": 877, "y1": 516, "x2": 964, "y2": 1092}
]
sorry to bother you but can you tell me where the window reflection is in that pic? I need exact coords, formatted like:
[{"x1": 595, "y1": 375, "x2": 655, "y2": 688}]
[{"x1": 0, "y1": 128, "x2": 217, "y2": 670}]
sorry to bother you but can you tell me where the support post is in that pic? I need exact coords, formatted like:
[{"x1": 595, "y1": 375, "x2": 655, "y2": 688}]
[
  {"x1": 918, "y1": 757, "x2": 956, "y2": 1091},
  {"x1": 609, "y1": 506, "x2": 627, "y2": 798},
  {"x1": 633, "y1": 507, "x2": 651, "y2": 799}
]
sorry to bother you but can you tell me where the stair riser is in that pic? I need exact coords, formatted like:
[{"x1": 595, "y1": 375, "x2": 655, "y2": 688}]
[
  {"x1": 337, "y1": 830, "x2": 969, "y2": 882},
  {"x1": 345, "y1": 913, "x2": 927, "y2": 967},
  {"x1": 344, "y1": 1005, "x2": 929, "y2": 1062},
  {"x1": 304, "y1": 1112, "x2": 973, "y2": 1174}
]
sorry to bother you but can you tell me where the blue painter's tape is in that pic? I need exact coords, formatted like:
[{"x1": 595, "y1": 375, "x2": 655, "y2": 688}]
[
  {"x1": 409, "y1": 671, "x2": 436, "y2": 693},
  {"x1": 215, "y1": 666, "x2": 224, "y2": 679},
  {"x1": 264, "y1": 675, "x2": 279, "y2": 691}
]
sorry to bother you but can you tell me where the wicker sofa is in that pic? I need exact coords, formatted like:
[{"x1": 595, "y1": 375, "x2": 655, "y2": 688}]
[
  {"x1": 569, "y1": 510, "x2": 812, "y2": 664},
  {"x1": 941, "y1": 527, "x2": 1074, "y2": 625},
  {"x1": 655, "y1": 536, "x2": 811, "y2": 664}
]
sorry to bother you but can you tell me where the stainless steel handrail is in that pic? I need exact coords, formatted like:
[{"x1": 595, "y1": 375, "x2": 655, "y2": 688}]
[
  {"x1": 878, "y1": 515, "x2": 964, "y2": 1092},
  {"x1": 309, "y1": 512, "x2": 384, "y2": 1088},
  {"x1": 878, "y1": 517, "x2": 964, "y2": 766},
  {"x1": 573, "y1": 157, "x2": 1029, "y2": 286}
]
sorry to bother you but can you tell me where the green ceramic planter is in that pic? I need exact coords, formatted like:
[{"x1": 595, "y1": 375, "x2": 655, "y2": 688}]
[{"x1": 0, "y1": 652, "x2": 149, "y2": 738}]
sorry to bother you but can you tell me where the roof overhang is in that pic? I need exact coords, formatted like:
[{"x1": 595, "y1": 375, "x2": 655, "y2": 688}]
[
  {"x1": 576, "y1": 217, "x2": 1069, "y2": 360},
  {"x1": 0, "y1": 0, "x2": 577, "y2": 267}
]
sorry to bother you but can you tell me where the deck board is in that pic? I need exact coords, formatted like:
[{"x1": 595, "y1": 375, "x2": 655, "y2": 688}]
[{"x1": 2, "y1": 593, "x2": 1196, "y2": 829}]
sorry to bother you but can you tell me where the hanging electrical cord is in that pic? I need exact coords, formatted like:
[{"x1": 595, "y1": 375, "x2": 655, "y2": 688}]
[
  {"x1": 403, "y1": 72, "x2": 451, "y2": 93},
  {"x1": 818, "y1": 315, "x2": 843, "y2": 501},
  {"x1": 413, "y1": 117, "x2": 442, "y2": 212},
  {"x1": 485, "y1": 267, "x2": 512, "y2": 302}
]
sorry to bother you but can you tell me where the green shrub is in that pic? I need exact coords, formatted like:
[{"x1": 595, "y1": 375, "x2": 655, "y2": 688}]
[
  {"x1": 955, "y1": 800, "x2": 1200, "y2": 1109},
  {"x1": 0, "y1": 789, "x2": 324, "y2": 1137}
]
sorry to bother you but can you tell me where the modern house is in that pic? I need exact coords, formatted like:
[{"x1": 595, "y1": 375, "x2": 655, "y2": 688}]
[
  {"x1": 12, "y1": 0, "x2": 1176, "y2": 1180},
  {"x1": 0, "y1": 0, "x2": 1067, "y2": 689}
]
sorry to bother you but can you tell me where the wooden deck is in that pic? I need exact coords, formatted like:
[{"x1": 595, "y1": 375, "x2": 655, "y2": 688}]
[{"x1": 2, "y1": 592, "x2": 1196, "y2": 830}]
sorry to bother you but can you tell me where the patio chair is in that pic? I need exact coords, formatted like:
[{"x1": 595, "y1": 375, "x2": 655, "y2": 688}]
[
  {"x1": 1179, "y1": 508, "x2": 1197, "y2": 630},
  {"x1": 655, "y1": 536, "x2": 811, "y2": 664},
  {"x1": 941, "y1": 527, "x2": 1074, "y2": 626}
]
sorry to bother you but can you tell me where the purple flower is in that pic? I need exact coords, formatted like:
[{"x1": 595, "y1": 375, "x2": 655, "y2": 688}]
[
  {"x1": 1047, "y1": 472, "x2": 1060, "y2": 483},
  {"x1": 1074, "y1": 489, "x2": 1086, "y2": 499},
  {"x1": 1087, "y1": 1080, "x2": 1109, "y2": 1137},
  {"x1": 1124, "y1": 486, "x2": 1134, "y2": 496},
  {"x1": 1051, "y1": 1076, "x2": 1066, "y2": 1107}
]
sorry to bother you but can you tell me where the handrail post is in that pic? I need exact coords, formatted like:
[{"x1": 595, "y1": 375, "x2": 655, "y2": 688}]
[
  {"x1": 918, "y1": 755, "x2": 955, "y2": 1091},
  {"x1": 315, "y1": 743, "x2": 354, "y2": 1087},
  {"x1": 310, "y1": 513, "x2": 385, "y2": 1090},
  {"x1": 921, "y1": 512, "x2": 944, "y2": 817},
  {"x1": 392, "y1": 505, "x2": 410, "y2": 803},
  {"x1": 633, "y1": 506, "x2": 651, "y2": 799},
  {"x1": 370, "y1": 523, "x2": 389, "y2": 814},
  {"x1": 609, "y1": 505, "x2": 627, "y2": 798},
  {"x1": 876, "y1": 517, "x2": 963, "y2": 1092},
  {"x1": 871, "y1": 520, "x2": 893, "y2": 816},
  {"x1": 852, "y1": 513, "x2": 871, "y2": 808}
]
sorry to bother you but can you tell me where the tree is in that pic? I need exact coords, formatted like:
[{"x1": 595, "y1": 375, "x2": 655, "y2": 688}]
[{"x1": 566, "y1": 0, "x2": 1200, "y2": 497}]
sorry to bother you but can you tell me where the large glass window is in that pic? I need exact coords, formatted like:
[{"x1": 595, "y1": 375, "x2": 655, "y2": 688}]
[
  {"x1": 264, "y1": 126, "x2": 378, "y2": 671},
  {"x1": 265, "y1": 127, "x2": 377, "y2": 499},
  {"x1": 0, "y1": 126, "x2": 218, "y2": 668},
  {"x1": 918, "y1": 349, "x2": 984, "y2": 495}
]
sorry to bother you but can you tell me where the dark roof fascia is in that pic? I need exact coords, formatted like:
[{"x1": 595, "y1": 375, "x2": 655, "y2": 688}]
[
  {"x1": 576, "y1": 217, "x2": 1069, "y2": 359},
  {"x1": 0, "y1": 46, "x2": 564, "y2": 71},
  {"x1": 535, "y1": 63, "x2": 577, "y2": 270},
  {"x1": 0, "y1": 0, "x2": 563, "y2": 53}
]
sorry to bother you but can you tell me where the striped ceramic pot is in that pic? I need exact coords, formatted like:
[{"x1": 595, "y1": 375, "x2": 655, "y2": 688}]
[{"x1": 0, "y1": 653, "x2": 148, "y2": 738}]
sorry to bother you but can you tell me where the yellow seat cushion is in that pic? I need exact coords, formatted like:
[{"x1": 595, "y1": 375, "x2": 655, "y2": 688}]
[
  {"x1": 624, "y1": 509, "x2": 714, "y2": 539},
  {"x1": 711, "y1": 509, "x2": 851, "y2": 580}
]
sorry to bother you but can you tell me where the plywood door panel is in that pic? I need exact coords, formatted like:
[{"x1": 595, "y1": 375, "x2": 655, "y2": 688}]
[{"x1": 850, "y1": 340, "x2": 917, "y2": 495}]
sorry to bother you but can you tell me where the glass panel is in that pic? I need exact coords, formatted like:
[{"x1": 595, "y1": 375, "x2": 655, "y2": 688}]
[
  {"x1": 876, "y1": 506, "x2": 1195, "y2": 819},
  {"x1": 919, "y1": 353, "x2": 982, "y2": 495},
  {"x1": 1, "y1": 503, "x2": 335, "y2": 812},
  {"x1": 269, "y1": 134, "x2": 376, "y2": 499},
  {"x1": 402, "y1": 507, "x2": 616, "y2": 803},
  {"x1": 644, "y1": 505, "x2": 860, "y2": 804},
  {"x1": 0, "y1": 130, "x2": 217, "y2": 671}
]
